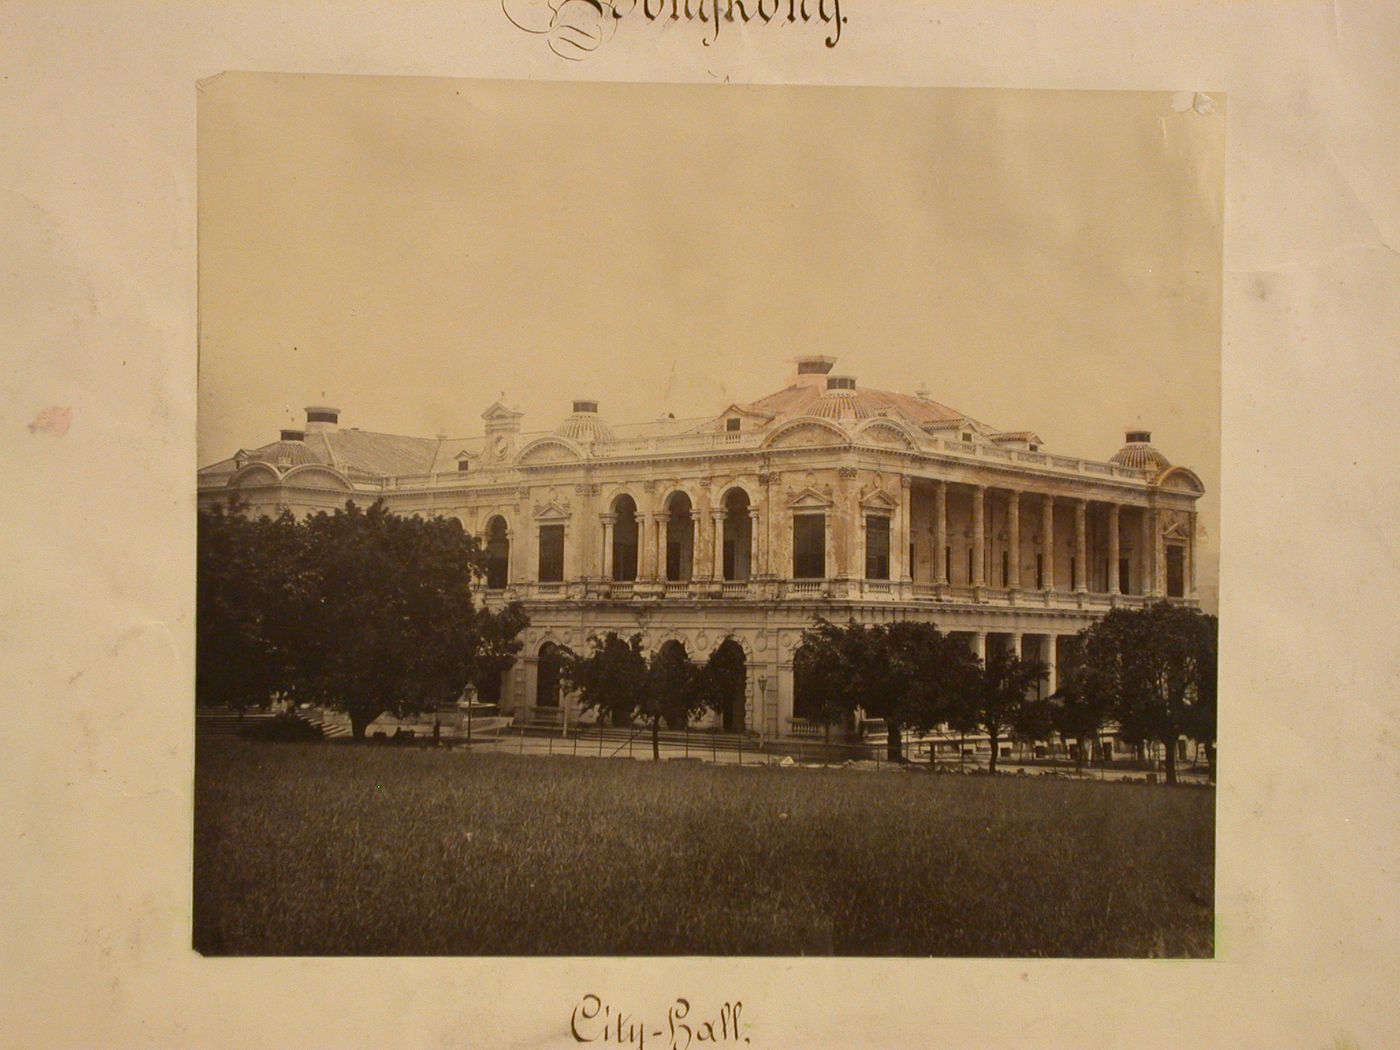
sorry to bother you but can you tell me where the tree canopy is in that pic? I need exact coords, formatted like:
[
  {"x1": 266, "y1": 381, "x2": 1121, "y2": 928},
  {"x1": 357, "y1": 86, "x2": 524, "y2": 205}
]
[
  {"x1": 1068, "y1": 602, "x2": 1218, "y2": 783},
  {"x1": 197, "y1": 498, "x2": 530, "y2": 738}
]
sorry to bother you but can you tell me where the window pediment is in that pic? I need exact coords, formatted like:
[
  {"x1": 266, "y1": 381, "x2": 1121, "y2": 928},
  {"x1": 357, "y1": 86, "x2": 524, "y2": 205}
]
[
  {"x1": 786, "y1": 485, "x2": 834, "y2": 512},
  {"x1": 858, "y1": 486, "x2": 899, "y2": 513},
  {"x1": 533, "y1": 500, "x2": 572, "y2": 522}
]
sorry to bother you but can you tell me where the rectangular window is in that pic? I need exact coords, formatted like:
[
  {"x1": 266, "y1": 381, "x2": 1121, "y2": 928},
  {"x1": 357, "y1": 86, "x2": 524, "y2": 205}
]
[
  {"x1": 1118, "y1": 557, "x2": 1131, "y2": 594},
  {"x1": 864, "y1": 516, "x2": 890, "y2": 580},
  {"x1": 1002, "y1": 551, "x2": 1009, "y2": 587},
  {"x1": 945, "y1": 545, "x2": 951, "y2": 582},
  {"x1": 1036, "y1": 553, "x2": 1044, "y2": 589},
  {"x1": 967, "y1": 548, "x2": 973, "y2": 583},
  {"x1": 792, "y1": 515, "x2": 825, "y2": 579},
  {"x1": 725, "y1": 417, "x2": 741, "y2": 432},
  {"x1": 1070, "y1": 555, "x2": 1078, "y2": 590},
  {"x1": 537, "y1": 524, "x2": 564, "y2": 583},
  {"x1": 1166, "y1": 545, "x2": 1185, "y2": 598}
]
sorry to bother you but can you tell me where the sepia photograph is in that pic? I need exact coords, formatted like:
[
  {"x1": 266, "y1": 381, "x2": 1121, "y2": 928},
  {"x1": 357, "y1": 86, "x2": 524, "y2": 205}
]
[{"x1": 194, "y1": 74, "x2": 1222, "y2": 958}]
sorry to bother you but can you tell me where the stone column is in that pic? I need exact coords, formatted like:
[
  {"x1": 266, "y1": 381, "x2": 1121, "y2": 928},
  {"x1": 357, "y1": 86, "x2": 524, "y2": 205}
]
[
  {"x1": 690, "y1": 513, "x2": 701, "y2": 581},
  {"x1": 973, "y1": 631, "x2": 987, "y2": 662},
  {"x1": 1044, "y1": 635, "x2": 1058, "y2": 695},
  {"x1": 748, "y1": 506, "x2": 762, "y2": 580},
  {"x1": 1107, "y1": 503, "x2": 1120, "y2": 594},
  {"x1": 1154, "y1": 510, "x2": 1167, "y2": 598},
  {"x1": 652, "y1": 513, "x2": 666, "y2": 581},
  {"x1": 636, "y1": 493, "x2": 651, "y2": 581},
  {"x1": 1142, "y1": 508, "x2": 1158, "y2": 597},
  {"x1": 899, "y1": 476, "x2": 913, "y2": 582},
  {"x1": 1007, "y1": 491, "x2": 1020, "y2": 589},
  {"x1": 600, "y1": 513, "x2": 616, "y2": 580},
  {"x1": 934, "y1": 481, "x2": 948, "y2": 584},
  {"x1": 1188, "y1": 510, "x2": 1198, "y2": 598},
  {"x1": 1074, "y1": 498, "x2": 1088, "y2": 593},
  {"x1": 1041, "y1": 495, "x2": 1055, "y2": 591},
  {"x1": 711, "y1": 509, "x2": 725, "y2": 580},
  {"x1": 971, "y1": 486, "x2": 986, "y2": 587},
  {"x1": 1011, "y1": 632, "x2": 1022, "y2": 657}
]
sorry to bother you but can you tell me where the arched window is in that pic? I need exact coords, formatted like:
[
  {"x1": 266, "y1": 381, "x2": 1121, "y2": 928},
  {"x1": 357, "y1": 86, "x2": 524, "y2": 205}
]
[
  {"x1": 611, "y1": 494, "x2": 639, "y2": 581},
  {"x1": 708, "y1": 638, "x2": 747, "y2": 731},
  {"x1": 484, "y1": 517, "x2": 510, "y2": 590},
  {"x1": 664, "y1": 492, "x2": 695, "y2": 581},
  {"x1": 536, "y1": 642, "x2": 567, "y2": 709},
  {"x1": 721, "y1": 488, "x2": 752, "y2": 581}
]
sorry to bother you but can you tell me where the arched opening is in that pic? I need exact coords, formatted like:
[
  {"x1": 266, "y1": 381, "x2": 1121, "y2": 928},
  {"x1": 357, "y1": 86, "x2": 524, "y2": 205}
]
[
  {"x1": 611, "y1": 494, "x2": 639, "y2": 581},
  {"x1": 536, "y1": 641, "x2": 566, "y2": 709},
  {"x1": 484, "y1": 516, "x2": 510, "y2": 590},
  {"x1": 721, "y1": 488, "x2": 752, "y2": 581},
  {"x1": 652, "y1": 639, "x2": 692, "y2": 728},
  {"x1": 792, "y1": 644, "x2": 823, "y2": 721},
  {"x1": 708, "y1": 638, "x2": 747, "y2": 732},
  {"x1": 664, "y1": 492, "x2": 695, "y2": 581},
  {"x1": 475, "y1": 668, "x2": 502, "y2": 705}
]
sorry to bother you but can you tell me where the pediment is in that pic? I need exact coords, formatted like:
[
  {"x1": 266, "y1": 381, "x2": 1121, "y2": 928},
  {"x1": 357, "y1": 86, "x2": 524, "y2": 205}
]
[
  {"x1": 858, "y1": 487, "x2": 899, "y2": 512},
  {"x1": 481, "y1": 401, "x2": 524, "y2": 423},
  {"x1": 1162, "y1": 519, "x2": 1192, "y2": 541},
  {"x1": 533, "y1": 500, "x2": 572, "y2": 521},
  {"x1": 516, "y1": 436, "x2": 584, "y2": 465},
  {"x1": 763, "y1": 418, "x2": 850, "y2": 450},
  {"x1": 855, "y1": 419, "x2": 919, "y2": 449},
  {"x1": 280, "y1": 465, "x2": 353, "y2": 491},
  {"x1": 786, "y1": 486, "x2": 834, "y2": 510}
]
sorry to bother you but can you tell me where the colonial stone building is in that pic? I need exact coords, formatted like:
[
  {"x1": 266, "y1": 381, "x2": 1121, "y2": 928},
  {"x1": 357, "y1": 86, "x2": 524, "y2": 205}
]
[{"x1": 199, "y1": 356, "x2": 1204, "y2": 740}]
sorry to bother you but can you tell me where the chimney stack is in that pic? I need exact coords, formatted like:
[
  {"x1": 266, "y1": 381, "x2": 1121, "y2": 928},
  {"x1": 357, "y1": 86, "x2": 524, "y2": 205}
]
[
  {"x1": 305, "y1": 405, "x2": 340, "y2": 433},
  {"x1": 793, "y1": 355, "x2": 837, "y2": 387}
]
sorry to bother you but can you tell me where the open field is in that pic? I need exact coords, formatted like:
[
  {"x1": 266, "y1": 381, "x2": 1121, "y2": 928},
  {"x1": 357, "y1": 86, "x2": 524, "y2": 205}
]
[{"x1": 193, "y1": 740, "x2": 1213, "y2": 956}]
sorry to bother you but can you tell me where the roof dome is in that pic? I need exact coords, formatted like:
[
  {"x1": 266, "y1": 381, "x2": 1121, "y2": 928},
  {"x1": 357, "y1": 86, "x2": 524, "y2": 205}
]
[
  {"x1": 810, "y1": 387, "x2": 879, "y2": 422},
  {"x1": 555, "y1": 400, "x2": 614, "y2": 444},
  {"x1": 1110, "y1": 430, "x2": 1171, "y2": 471}
]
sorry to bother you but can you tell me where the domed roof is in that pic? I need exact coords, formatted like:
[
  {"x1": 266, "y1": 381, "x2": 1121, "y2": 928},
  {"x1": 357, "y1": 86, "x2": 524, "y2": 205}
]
[
  {"x1": 555, "y1": 401, "x2": 614, "y2": 444},
  {"x1": 808, "y1": 387, "x2": 881, "y2": 423},
  {"x1": 1110, "y1": 431, "x2": 1171, "y2": 471}
]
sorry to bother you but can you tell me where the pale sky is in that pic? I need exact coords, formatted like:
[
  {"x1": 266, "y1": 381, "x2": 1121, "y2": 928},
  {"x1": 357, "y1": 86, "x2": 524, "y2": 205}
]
[{"x1": 198, "y1": 74, "x2": 1222, "y2": 606}]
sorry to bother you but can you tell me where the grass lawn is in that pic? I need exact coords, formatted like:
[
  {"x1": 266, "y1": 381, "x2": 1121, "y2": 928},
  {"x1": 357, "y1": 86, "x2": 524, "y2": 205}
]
[{"x1": 193, "y1": 740, "x2": 1214, "y2": 956}]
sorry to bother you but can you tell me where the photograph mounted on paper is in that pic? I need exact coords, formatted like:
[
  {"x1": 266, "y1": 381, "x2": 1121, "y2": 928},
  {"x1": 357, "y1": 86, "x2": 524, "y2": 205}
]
[{"x1": 194, "y1": 74, "x2": 1222, "y2": 957}]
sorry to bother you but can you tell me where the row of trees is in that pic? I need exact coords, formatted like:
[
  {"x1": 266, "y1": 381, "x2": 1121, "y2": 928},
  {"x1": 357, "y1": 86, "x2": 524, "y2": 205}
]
[
  {"x1": 198, "y1": 499, "x2": 529, "y2": 739},
  {"x1": 562, "y1": 634, "x2": 747, "y2": 760},
  {"x1": 792, "y1": 603, "x2": 1217, "y2": 783}
]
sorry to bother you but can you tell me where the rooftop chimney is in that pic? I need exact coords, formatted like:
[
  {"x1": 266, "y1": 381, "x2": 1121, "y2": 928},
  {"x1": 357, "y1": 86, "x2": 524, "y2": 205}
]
[
  {"x1": 1126, "y1": 429, "x2": 1152, "y2": 444},
  {"x1": 793, "y1": 355, "x2": 837, "y2": 387},
  {"x1": 305, "y1": 405, "x2": 340, "y2": 433},
  {"x1": 571, "y1": 399, "x2": 598, "y2": 414}
]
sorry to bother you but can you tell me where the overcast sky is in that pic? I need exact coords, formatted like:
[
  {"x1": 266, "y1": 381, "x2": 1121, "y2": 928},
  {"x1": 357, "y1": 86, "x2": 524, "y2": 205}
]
[{"x1": 198, "y1": 74, "x2": 1222, "y2": 603}]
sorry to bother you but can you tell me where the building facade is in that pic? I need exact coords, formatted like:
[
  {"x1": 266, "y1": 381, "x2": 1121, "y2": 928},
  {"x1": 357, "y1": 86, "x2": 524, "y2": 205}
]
[{"x1": 199, "y1": 357, "x2": 1205, "y2": 739}]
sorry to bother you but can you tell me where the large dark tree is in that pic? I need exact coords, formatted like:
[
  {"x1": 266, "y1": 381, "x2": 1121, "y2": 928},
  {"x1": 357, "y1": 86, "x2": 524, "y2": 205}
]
[
  {"x1": 1077, "y1": 602, "x2": 1218, "y2": 784},
  {"x1": 1050, "y1": 634, "x2": 1115, "y2": 772},
  {"x1": 643, "y1": 643, "x2": 707, "y2": 758},
  {"x1": 697, "y1": 637, "x2": 748, "y2": 731},
  {"x1": 794, "y1": 618, "x2": 978, "y2": 760},
  {"x1": 792, "y1": 619, "x2": 865, "y2": 744},
  {"x1": 197, "y1": 499, "x2": 527, "y2": 739},
  {"x1": 563, "y1": 632, "x2": 648, "y2": 733},
  {"x1": 961, "y1": 647, "x2": 1048, "y2": 774}
]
